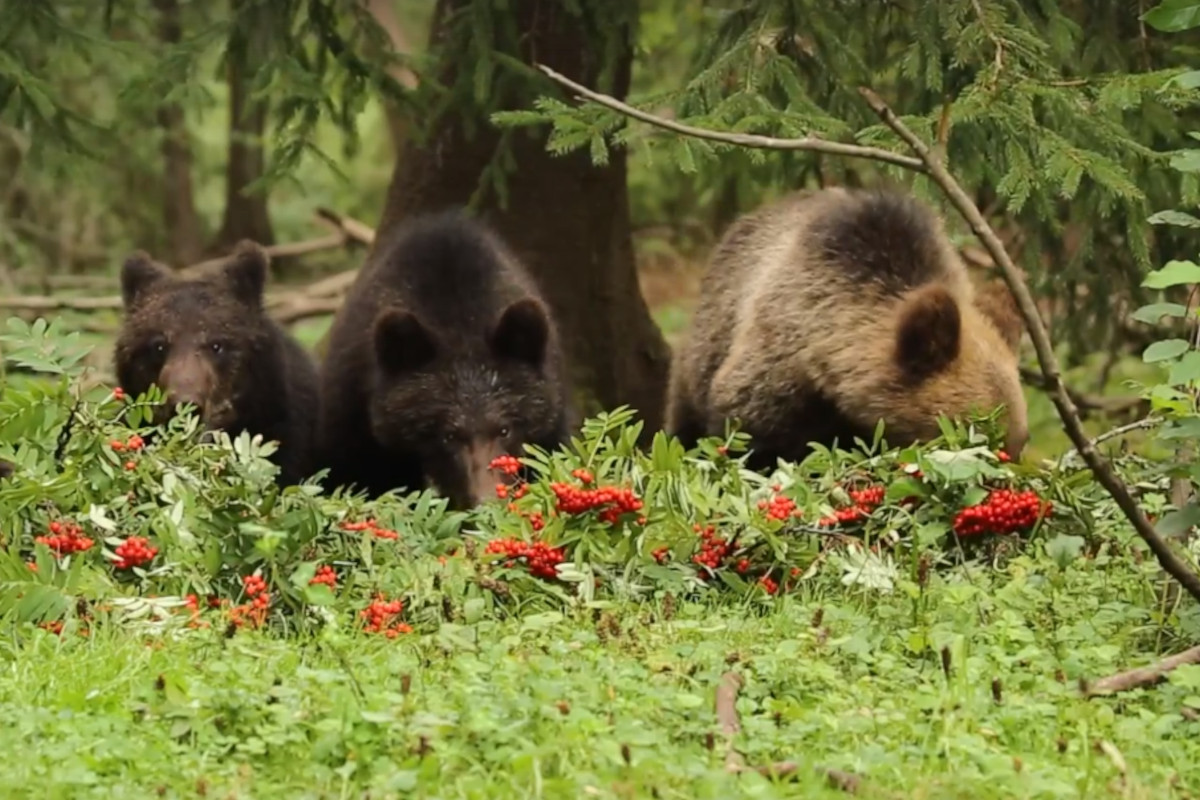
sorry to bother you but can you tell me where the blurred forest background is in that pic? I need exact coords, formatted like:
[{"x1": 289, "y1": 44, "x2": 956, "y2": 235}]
[{"x1": 4, "y1": 0, "x2": 1200, "y2": 460}]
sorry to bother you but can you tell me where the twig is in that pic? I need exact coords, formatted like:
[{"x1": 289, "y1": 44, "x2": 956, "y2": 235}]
[
  {"x1": 536, "y1": 64, "x2": 927, "y2": 173},
  {"x1": 1060, "y1": 418, "x2": 1162, "y2": 468},
  {"x1": 1018, "y1": 367, "x2": 1146, "y2": 420},
  {"x1": 857, "y1": 85, "x2": 1200, "y2": 605},
  {"x1": 1083, "y1": 645, "x2": 1200, "y2": 697},
  {"x1": 53, "y1": 397, "x2": 81, "y2": 465},
  {"x1": 713, "y1": 670, "x2": 862, "y2": 792}
]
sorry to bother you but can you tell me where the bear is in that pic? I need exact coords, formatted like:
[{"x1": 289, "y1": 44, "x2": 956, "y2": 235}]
[
  {"x1": 317, "y1": 209, "x2": 572, "y2": 509},
  {"x1": 113, "y1": 242, "x2": 320, "y2": 485},
  {"x1": 665, "y1": 186, "x2": 1029, "y2": 468}
]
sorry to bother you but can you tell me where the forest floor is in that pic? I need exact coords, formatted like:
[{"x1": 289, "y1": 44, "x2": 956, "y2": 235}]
[{"x1": 3, "y1": 542, "x2": 1197, "y2": 799}]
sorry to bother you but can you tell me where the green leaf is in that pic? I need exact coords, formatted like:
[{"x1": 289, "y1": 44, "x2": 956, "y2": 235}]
[
  {"x1": 1158, "y1": 417, "x2": 1200, "y2": 440},
  {"x1": 1169, "y1": 351, "x2": 1200, "y2": 385},
  {"x1": 301, "y1": 584, "x2": 335, "y2": 607},
  {"x1": 1143, "y1": 339, "x2": 1191, "y2": 363},
  {"x1": 1131, "y1": 302, "x2": 1189, "y2": 323},
  {"x1": 1169, "y1": 70, "x2": 1200, "y2": 89},
  {"x1": 1142, "y1": 260, "x2": 1200, "y2": 289},
  {"x1": 1148, "y1": 210, "x2": 1200, "y2": 228},
  {"x1": 1045, "y1": 534, "x2": 1085, "y2": 568},
  {"x1": 1157, "y1": 503, "x2": 1200, "y2": 537},
  {"x1": 1142, "y1": 0, "x2": 1200, "y2": 32},
  {"x1": 1170, "y1": 150, "x2": 1200, "y2": 173}
]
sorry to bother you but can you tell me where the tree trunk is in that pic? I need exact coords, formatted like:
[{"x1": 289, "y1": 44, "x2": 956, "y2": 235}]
[
  {"x1": 212, "y1": 0, "x2": 274, "y2": 257},
  {"x1": 377, "y1": 0, "x2": 671, "y2": 432},
  {"x1": 153, "y1": 0, "x2": 204, "y2": 266}
]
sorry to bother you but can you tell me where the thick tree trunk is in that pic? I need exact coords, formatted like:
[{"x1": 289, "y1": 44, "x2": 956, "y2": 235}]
[
  {"x1": 212, "y1": 0, "x2": 274, "y2": 257},
  {"x1": 153, "y1": 0, "x2": 204, "y2": 265},
  {"x1": 377, "y1": 0, "x2": 671, "y2": 431}
]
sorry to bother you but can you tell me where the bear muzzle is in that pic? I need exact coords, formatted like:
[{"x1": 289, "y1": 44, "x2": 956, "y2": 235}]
[{"x1": 156, "y1": 353, "x2": 217, "y2": 423}]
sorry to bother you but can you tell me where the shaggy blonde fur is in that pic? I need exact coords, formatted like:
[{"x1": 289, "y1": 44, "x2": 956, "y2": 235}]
[{"x1": 666, "y1": 187, "x2": 1028, "y2": 464}]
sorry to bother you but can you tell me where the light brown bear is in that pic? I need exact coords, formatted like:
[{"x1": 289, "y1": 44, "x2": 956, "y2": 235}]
[{"x1": 665, "y1": 187, "x2": 1028, "y2": 468}]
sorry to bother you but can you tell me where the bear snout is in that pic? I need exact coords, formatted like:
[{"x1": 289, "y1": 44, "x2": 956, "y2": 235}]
[{"x1": 157, "y1": 353, "x2": 216, "y2": 418}]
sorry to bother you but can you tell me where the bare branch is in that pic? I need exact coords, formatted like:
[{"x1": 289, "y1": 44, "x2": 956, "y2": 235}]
[
  {"x1": 1083, "y1": 645, "x2": 1200, "y2": 697},
  {"x1": 535, "y1": 64, "x2": 928, "y2": 173},
  {"x1": 1060, "y1": 418, "x2": 1162, "y2": 468},
  {"x1": 856, "y1": 85, "x2": 1200, "y2": 605}
]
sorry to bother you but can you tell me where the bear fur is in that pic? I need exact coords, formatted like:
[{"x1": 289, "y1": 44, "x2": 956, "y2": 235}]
[
  {"x1": 665, "y1": 187, "x2": 1029, "y2": 467},
  {"x1": 317, "y1": 210, "x2": 572, "y2": 509},
  {"x1": 113, "y1": 242, "x2": 320, "y2": 485}
]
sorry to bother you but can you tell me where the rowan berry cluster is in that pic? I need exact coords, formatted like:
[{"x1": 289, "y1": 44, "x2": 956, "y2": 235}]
[
  {"x1": 953, "y1": 489, "x2": 1052, "y2": 537},
  {"x1": 759, "y1": 491, "x2": 801, "y2": 521},
  {"x1": 549, "y1": 481, "x2": 644, "y2": 524},
  {"x1": 497, "y1": 482, "x2": 531, "y2": 501},
  {"x1": 488, "y1": 455, "x2": 522, "y2": 476},
  {"x1": 758, "y1": 574, "x2": 779, "y2": 595},
  {"x1": 652, "y1": 546, "x2": 671, "y2": 564},
  {"x1": 484, "y1": 537, "x2": 566, "y2": 579},
  {"x1": 692, "y1": 524, "x2": 732, "y2": 573},
  {"x1": 183, "y1": 594, "x2": 208, "y2": 629},
  {"x1": 817, "y1": 484, "x2": 886, "y2": 527},
  {"x1": 109, "y1": 434, "x2": 144, "y2": 453},
  {"x1": 228, "y1": 573, "x2": 270, "y2": 628},
  {"x1": 112, "y1": 387, "x2": 127, "y2": 402},
  {"x1": 361, "y1": 595, "x2": 412, "y2": 637},
  {"x1": 310, "y1": 565, "x2": 337, "y2": 589},
  {"x1": 113, "y1": 536, "x2": 157, "y2": 569},
  {"x1": 35, "y1": 521, "x2": 94, "y2": 556},
  {"x1": 339, "y1": 518, "x2": 399, "y2": 540}
]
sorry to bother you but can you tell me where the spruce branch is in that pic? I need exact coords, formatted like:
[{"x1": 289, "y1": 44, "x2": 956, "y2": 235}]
[
  {"x1": 856, "y1": 86, "x2": 1200, "y2": 605},
  {"x1": 535, "y1": 65, "x2": 927, "y2": 173}
]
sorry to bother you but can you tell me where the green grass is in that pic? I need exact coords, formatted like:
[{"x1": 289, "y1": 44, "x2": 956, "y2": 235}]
[{"x1": 3, "y1": 547, "x2": 1198, "y2": 799}]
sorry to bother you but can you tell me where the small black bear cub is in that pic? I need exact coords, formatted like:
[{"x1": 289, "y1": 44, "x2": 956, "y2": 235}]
[
  {"x1": 113, "y1": 242, "x2": 320, "y2": 485},
  {"x1": 318, "y1": 210, "x2": 571, "y2": 509}
]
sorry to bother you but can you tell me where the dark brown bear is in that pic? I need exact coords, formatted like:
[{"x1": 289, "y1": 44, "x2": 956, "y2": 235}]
[
  {"x1": 666, "y1": 187, "x2": 1029, "y2": 468},
  {"x1": 113, "y1": 242, "x2": 319, "y2": 485},
  {"x1": 317, "y1": 210, "x2": 571, "y2": 509}
]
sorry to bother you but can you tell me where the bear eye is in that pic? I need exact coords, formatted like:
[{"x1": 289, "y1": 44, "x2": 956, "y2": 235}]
[
  {"x1": 210, "y1": 342, "x2": 224, "y2": 355},
  {"x1": 498, "y1": 426, "x2": 510, "y2": 438}
]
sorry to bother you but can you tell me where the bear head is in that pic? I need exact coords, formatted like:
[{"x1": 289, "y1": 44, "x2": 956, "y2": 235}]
[
  {"x1": 114, "y1": 241, "x2": 275, "y2": 432},
  {"x1": 888, "y1": 281, "x2": 1029, "y2": 457},
  {"x1": 368, "y1": 296, "x2": 564, "y2": 509}
]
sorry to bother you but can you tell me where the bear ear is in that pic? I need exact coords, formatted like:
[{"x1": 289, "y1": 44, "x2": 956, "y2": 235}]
[
  {"x1": 973, "y1": 280, "x2": 1024, "y2": 353},
  {"x1": 120, "y1": 252, "x2": 170, "y2": 308},
  {"x1": 221, "y1": 240, "x2": 269, "y2": 306},
  {"x1": 373, "y1": 309, "x2": 437, "y2": 374},
  {"x1": 895, "y1": 285, "x2": 962, "y2": 379},
  {"x1": 491, "y1": 298, "x2": 549, "y2": 367}
]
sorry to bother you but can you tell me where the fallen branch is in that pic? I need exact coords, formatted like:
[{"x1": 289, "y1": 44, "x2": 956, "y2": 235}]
[
  {"x1": 315, "y1": 207, "x2": 376, "y2": 246},
  {"x1": 536, "y1": 64, "x2": 927, "y2": 173},
  {"x1": 713, "y1": 670, "x2": 862, "y2": 792},
  {"x1": 1083, "y1": 645, "x2": 1200, "y2": 697},
  {"x1": 0, "y1": 207, "x2": 376, "y2": 317}
]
